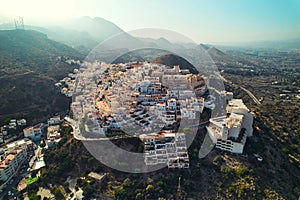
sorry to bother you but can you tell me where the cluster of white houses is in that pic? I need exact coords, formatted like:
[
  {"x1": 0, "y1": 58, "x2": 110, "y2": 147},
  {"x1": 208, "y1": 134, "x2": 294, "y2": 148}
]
[
  {"x1": 90, "y1": 62, "x2": 212, "y2": 135},
  {"x1": 70, "y1": 61, "x2": 218, "y2": 168},
  {"x1": 70, "y1": 60, "x2": 254, "y2": 170},
  {"x1": 143, "y1": 131, "x2": 189, "y2": 168},
  {"x1": 23, "y1": 116, "x2": 62, "y2": 147},
  {"x1": 0, "y1": 115, "x2": 64, "y2": 188},
  {"x1": 207, "y1": 98, "x2": 253, "y2": 154},
  {"x1": 0, "y1": 119, "x2": 27, "y2": 143},
  {"x1": 55, "y1": 68, "x2": 79, "y2": 97},
  {"x1": 69, "y1": 61, "x2": 103, "y2": 136},
  {"x1": 0, "y1": 139, "x2": 33, "y2": 184}
]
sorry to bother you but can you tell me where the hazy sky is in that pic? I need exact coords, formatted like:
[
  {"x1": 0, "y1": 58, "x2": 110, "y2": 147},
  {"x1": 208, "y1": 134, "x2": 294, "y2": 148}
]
[{"x1": 0, "y1": 0, "x2": 299, "y2": 43}]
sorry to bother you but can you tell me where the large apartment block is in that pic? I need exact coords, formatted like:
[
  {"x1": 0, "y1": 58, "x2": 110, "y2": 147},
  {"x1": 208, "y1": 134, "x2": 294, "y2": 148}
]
[
  {"x1": 206, "y1": 98, "x2": 253, "y2": 154},
  {"x1": 144, "y1": 131, "x2": 189, "y2": 168},
  {"x1": 0, "y1": 148, "x2": 27, "y2": 181},
  {"x1": 0, "y1": 139, "x2": 31, "y2": 181}
]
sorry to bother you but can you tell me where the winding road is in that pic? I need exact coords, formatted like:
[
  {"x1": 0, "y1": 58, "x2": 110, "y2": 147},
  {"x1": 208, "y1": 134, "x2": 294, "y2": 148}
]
[
  {"x1": 216, "y1": 72, "x2": 261, "y2": 105},
  {"x1": 240, "y1": 86, "x2": 261, "y2": 105}
]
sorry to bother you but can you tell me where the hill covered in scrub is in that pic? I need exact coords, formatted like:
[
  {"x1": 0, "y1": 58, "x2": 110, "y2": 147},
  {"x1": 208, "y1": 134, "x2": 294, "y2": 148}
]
[
  {"x1": 0, "y1": 29, "x2": 84, "y2": 124},
  {"x1": 20, "y1": 104, "x2": 299, "y2": 199},
  {"x1": 153, "y1": 54, "x2": 199, "y2": 74}
]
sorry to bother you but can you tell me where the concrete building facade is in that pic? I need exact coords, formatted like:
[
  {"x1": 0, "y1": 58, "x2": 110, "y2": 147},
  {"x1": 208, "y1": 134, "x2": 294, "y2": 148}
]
[{"x1": 206, "y1": 99, "x2": 253, "y2": 154}]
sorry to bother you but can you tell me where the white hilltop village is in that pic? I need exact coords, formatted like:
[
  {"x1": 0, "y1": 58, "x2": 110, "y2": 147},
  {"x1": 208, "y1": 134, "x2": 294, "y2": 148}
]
[
  {"x1": 59, "y1": 60, "x2": 254, "y2": 168},
  {"x1": 0, "y1": 58, "x2": 255, "y2": 195}
]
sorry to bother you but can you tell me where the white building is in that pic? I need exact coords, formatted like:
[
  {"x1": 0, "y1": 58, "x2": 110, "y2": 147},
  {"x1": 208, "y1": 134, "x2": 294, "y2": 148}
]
[
  {"x1": 167, "y1": 98, "x2": 177, "y2": 111},
  {"x1": 155, "y1": 102, "x2": 166, "y2": 112},
  {"x1": 0, "y1": 142, "x2": 27, "y2": 181},
  {"x1": 204, "y1": 95, "x2": 216, "y2": 110},
  {"x1": 47, "y1": 125, "x2": 61, "y2": 147},
  {"x1": 206, "y1": 98, "x2": 253, "y2": 154},
  {"x1": 9, "y1": 119, "x2": 17, "y2": 130},
  {"x1": 144, "y1": 76, "x2": 160, "y2": 83},
  {"x1": 162, "y1": 75, "x2": 189, "y2": 90},
  {"x1": 179, "y1": 97, "x2": 204, "y2": 120},
  {"x1": 163, "y1": 112, "x2": 176, "y2": 125},
  {"x1": 227, "y1": 99, "x2": 253, "y2": 137},
  {"x1": 48, "y1": 115, "x2": 61, "y2": 126},
  {"x1": 6, "y1": 139, "x2": 33, "y2": 151},
  {"x1": 23, "y1": 124, "x2": 43, "y2": 141},
  {"x1": 178, "y1": 90, "x2": 195, "y2": 100},
  {"x1": 144, "y1": 131, "x2": 189, "y2": 168},
  {"x1": 180, "y1": 108, "x2": 197, "y2": 119},
  {"x1": 17, "y1": 119, "x2": 27, "y2": 126},
  {"x1": 197, "y1": 97, "x2": 205, "y2": 113}
]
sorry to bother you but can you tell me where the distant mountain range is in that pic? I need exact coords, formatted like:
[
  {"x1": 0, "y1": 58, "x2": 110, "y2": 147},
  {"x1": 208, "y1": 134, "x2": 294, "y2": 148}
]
[
  {"x1": 1, "y1": 16, "x2": 298, "y2": 55},
  {"x1": 0, "y1": 16, "x2": 228, "y2": 57},
  {"x1": 0, "y1": 16, "x2": 124, "y2": 52}
]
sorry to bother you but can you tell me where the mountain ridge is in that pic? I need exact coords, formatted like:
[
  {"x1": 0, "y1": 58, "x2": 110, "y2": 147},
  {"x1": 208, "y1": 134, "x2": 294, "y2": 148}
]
[{"x1": 0, "y1": 16, "x2": 125, "y2": 51}]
